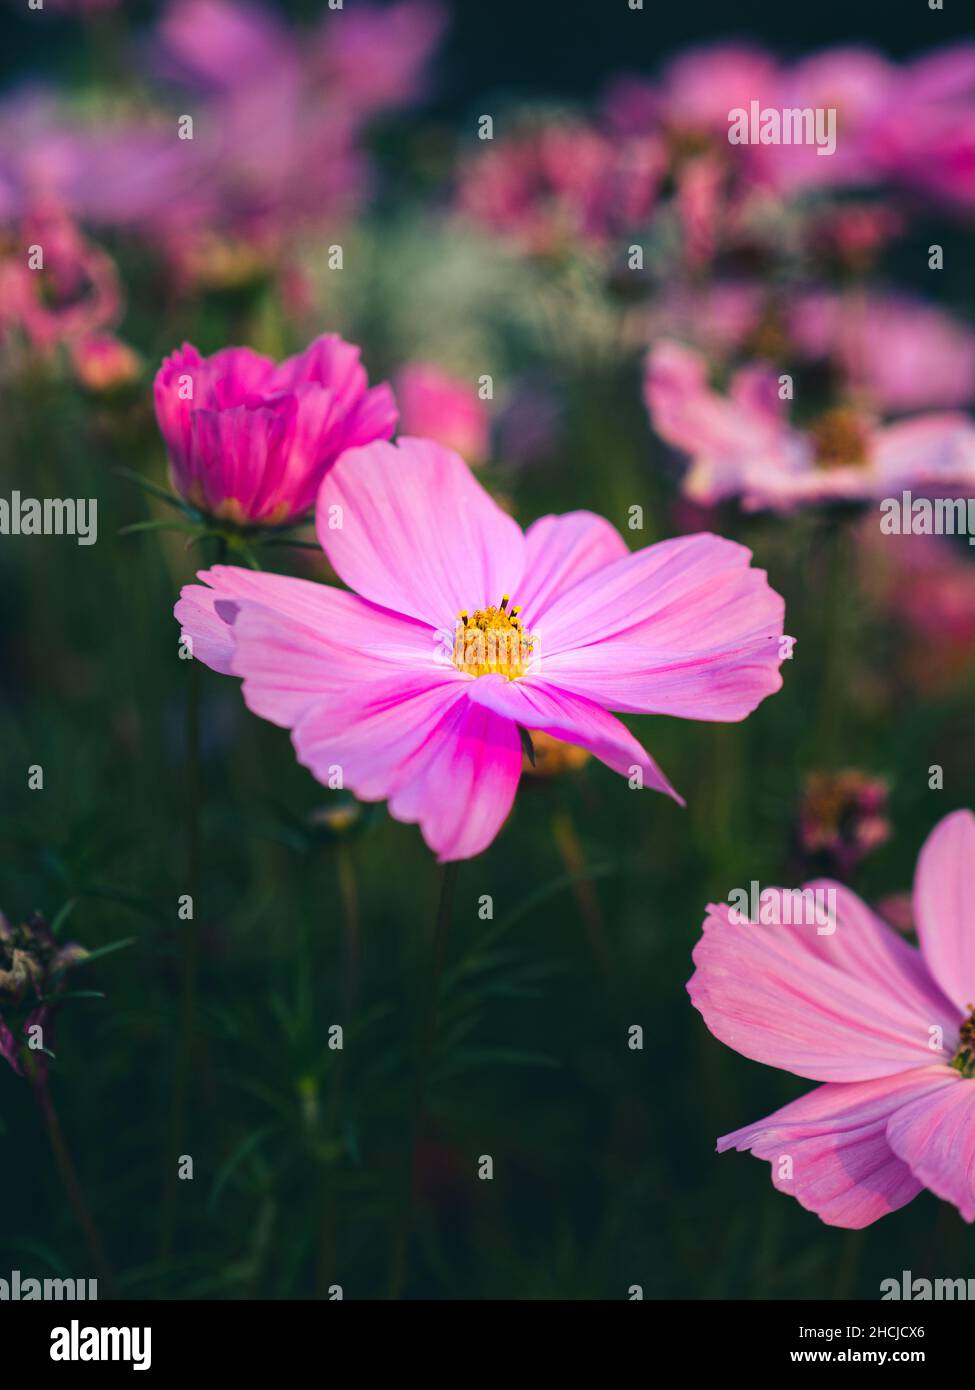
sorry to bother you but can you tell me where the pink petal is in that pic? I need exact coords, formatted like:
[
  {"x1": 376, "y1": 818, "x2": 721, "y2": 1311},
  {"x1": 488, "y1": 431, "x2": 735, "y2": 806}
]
[
  {"x1": 315, "y1": 436, "x2": 525, "y2": 627},
  {"x1": 386, "y1": 696, "x2": 523, "y2": 862},
  {"x1": 719, "y1": 1068, "x2": 954, "y2": 1228},
  {"x1": 292, "y1": 678, "x2": 522, "y2": 861},
  {"x1": 516, "y1": 511, "x2": 630, "y2": 623},
  {"x1": 465, "y1": 673, "x2": 683, "y2": 802},
  {"x1": 534, "y1": 533, "x2": 787, "y2": 719},
  {"x1": 175, "y1": 565, "x2": 437, "y2": 688},
  {"x1": 689, "y1": 892, "x2": 957, "y2": 1082},
  {"x1": 886, "y1": 1070, "x2": 975, "y2": 1221},
  {"x1": 914, "y1": 808, "x2": 975, "y2": 1017}
]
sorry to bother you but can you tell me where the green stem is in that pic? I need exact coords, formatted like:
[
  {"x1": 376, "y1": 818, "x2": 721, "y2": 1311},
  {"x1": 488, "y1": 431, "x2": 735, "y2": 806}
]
[
  {"x1": 316, "y1": 842, "x2": 361, "y2": 1297},
  {"x1": 160, "y1": 654, "x2": 203, "y2": 1259},
  {"x1": 387, "y1": 859, "x2": 460, "y2": 1299},
  {"x1": 32, "y1": 1072, "x2": 116, "y2": 1294}
]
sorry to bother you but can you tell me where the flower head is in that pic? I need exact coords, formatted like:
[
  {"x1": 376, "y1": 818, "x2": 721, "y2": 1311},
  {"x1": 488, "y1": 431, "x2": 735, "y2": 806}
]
[
  {"x1": 176, "y1": 436, "x2": 789, "y2": 860},
  {"x1": 689, "y1": 809, "x2": 975, "y2": 1227},
  {"x1": 797, "y1": 769, "x2": 891, "y2": 878},
  {"x1": 154, "y1": 334, "x2": 397, "y2": 527},
  {"x1": 0, "y1": 911, "x2": 87, "y2": 1079},
  {"x1": 645, "y1": 339, "x2": 975, "y2": 511},
  {"x1": 395, "y1": 363, "x2": 490, "y2": 464}
]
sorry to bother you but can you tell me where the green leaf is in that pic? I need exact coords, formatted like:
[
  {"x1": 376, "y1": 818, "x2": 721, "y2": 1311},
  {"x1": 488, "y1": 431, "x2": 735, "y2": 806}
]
[
  {"x1": 70, "y1": 936, "x2": 137, "y2": 968},
  {"x1": 208, "y1": 1125, "x2": 278, "y2": 1214}
]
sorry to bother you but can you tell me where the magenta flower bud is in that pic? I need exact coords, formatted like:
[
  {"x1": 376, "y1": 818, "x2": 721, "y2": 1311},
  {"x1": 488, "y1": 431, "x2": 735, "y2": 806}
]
[{"x1": 153, "y1": 334, "x2": 397, "y2": 527}]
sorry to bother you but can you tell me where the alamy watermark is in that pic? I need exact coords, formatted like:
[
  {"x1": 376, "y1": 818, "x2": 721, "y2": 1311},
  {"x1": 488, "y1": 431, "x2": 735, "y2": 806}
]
[
  {"x1": 0, "y1": 1268, "x2": 97, "y2": 1299},
  {"x1": 880, "y1": 491, "x2": 975, "y2": 544},
  {"x1": 882, "y1": 1271, "x2": 975, "y2": 1300},
  {"x1": 728, "y1": 101, "x2": 837, "y2": 156},
  {"x1": 0, "y1": 492, "x2": 97, "y2": 545},
  {"x1": 727, "y1": 881, "x2": 838, "y2": 934}
]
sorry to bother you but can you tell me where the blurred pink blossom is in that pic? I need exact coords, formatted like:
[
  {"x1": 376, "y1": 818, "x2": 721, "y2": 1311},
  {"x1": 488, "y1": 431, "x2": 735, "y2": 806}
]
[
  {"x1": 790, "y1": 292, "x2": 975, "y2": 414},
  {"x1": 645, "y1": 339, "x2": 975, "y2": 511},
  {"x1": 0, "y1": 203, "x2": 122, "y2": 352},
  {"x1": 456, "y1": 119, "x2": 664, "y2": 254},
  {"x1": 395, "y1": 363, "x2": 490, "y2": 464}
]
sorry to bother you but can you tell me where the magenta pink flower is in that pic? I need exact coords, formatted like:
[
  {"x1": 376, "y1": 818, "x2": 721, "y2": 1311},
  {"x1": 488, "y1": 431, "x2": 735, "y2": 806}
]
[
  {"x1": 645, "y1": 339, "x2": 975, "y2": 511},
  {"x1": 689, "y1": 809, "x2": 975, "y2": 1228},
  {"x1": 154, "y1": 335, "x2": 397, "y2": 526},
  {"x1": 175, "y1": 438, "x2": 788, "y2": 861},
  {"x1": 395, "y1": 363, "x2": 490, "y2": 464}
]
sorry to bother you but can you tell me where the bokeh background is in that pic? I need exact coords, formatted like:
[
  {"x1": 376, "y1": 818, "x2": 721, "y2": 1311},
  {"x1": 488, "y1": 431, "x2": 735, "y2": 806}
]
[{"x1": 1, "y1": 0, "x2": 974, "y2": 1299}]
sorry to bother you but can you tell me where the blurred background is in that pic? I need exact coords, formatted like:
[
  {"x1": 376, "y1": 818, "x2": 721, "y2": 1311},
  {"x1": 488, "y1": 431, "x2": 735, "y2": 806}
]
[{"x1": 0, "y1": 0, "x2": 973, "y2": 1299}]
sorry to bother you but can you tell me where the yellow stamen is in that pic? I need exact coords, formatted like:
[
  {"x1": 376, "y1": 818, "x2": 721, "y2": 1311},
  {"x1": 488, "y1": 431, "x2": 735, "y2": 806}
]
[{"x1": 453, "y1": 595, "x2": 534, "y2": 679}]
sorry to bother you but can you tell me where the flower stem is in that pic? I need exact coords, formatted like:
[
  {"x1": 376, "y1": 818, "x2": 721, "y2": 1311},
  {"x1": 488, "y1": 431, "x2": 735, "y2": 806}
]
[
  {"x1": 160, "y1": 652, "x2": 202, "y2": 1260},
  {"x1": 32, "y1": 1073, "x2": 115, "y2": 1294},
  {"x1": 316, "y1": 842, "x2": 361, "y2": 1297},
  {"x1": 387, "y1": 859, "x2": 460, "y2": 1299}
]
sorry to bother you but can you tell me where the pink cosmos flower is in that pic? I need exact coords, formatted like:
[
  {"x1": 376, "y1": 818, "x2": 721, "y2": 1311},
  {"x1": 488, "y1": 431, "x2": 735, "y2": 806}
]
[
  {"x1": 689, "y1": 809, "x2": 975, "y2": 1228},
  {"x1": 395, "y1": 363, "x2": 490, "y2": 464},
  {"x1": 0, "y1": 204, "x2": 122, "y2": 353},
  {"x1": 71, "y1": 332, "x2": 141, "y2": 392},
  {"x1": 153, "y1": 335, "x2": 397, "y2": 526},
  {"x1": 790, "y1": 292, "x2": 975, "y2": 414},
  {"x1": 175, "y1": 437, "x2": 789, "y2": 861},
  {"x1": 645, "y1": 339, "x2": 975, "y2": 511},
  {"x1": 455, "y1": 119, "x2": 663, "y2": 255}
]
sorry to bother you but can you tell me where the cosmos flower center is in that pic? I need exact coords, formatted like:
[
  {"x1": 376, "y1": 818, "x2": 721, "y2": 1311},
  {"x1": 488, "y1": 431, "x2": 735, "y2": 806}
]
[
  {"x1": 453, "y1": 595, "x2": 534, "y2": 679},
  {"x1": 950, "y1": 1008, "x2": 975, "y2": 1079},
  {"x1": 810, "y1": 408, "x2": 871, "y2": 470}
]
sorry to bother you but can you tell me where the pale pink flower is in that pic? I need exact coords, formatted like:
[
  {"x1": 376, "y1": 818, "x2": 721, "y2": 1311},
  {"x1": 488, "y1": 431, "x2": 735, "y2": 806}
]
[
  {"x1": 689, "y1": 809, "x2": 975, "y2": 1228},
  {"x1": 154, "y1": 336, "x2": 397, "y2": 526},
  {"x1": 175, "y1": 438, "x2": 789, "y2": 861},
  {"x1": 395, "y1": 363, "x2": 490, "y2": 464},
  {"x1": 645, "y1": 339, "x2": 975, "y2": 511}
]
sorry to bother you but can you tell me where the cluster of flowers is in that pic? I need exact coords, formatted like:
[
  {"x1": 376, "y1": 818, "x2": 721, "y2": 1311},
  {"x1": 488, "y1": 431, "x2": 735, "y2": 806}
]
[
  {"x1": 0, "y1": 0, "x2": 444, "y2": 383},
  {"x1": 454, "y1": 43, "x2": 975, "y2": 512}
]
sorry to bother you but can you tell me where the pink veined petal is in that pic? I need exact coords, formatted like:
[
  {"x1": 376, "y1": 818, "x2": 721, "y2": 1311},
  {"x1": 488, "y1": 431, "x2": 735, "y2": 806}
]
[
  {"x1": 718, "y1": 1068, "x2": 955, "y2": 1229},
  {"x1": 189, "y1": 402, "x2": 291, "y2": 519},
  {"x1": 174, "y1": 565, "x2": 438, "y2": 688},
  {"x1": 465, "y1": 673, "x2": 683, "y2": 803},
  {"x1": 341, "y1": 381, "x2": 399, "y2": 450},
  {"x1": 293, "y1": 679, "x2": 523, "y2": 862},
  {"x1": 516, "y1": 511, "x2": 630, "y2": 624},
  {"x1": 269, "y1": 332, "x2": 364, "y2": 399},
  {"x1": 386, "y1": 696, "x2": 524, "y2": 862},
  {"x1": 316, "y1": 436, "x2": 525, "y2": 627},
  {"x1": 787, "y1": 881, "x2": 960, "y2": 1030},
  {"x1": 914, "y1": 808, "x2": 975, "y2": 1016},
  {"x1": 532, "y1": 533, "x2": 786, "y2": 719},
  {"x1": 886, "y1": 1071, "x2": 975, "y2": 1222},
  {"x1": 231, "y1": 601, "x2": 454, "y2": 729},
  {"x1": 688, "y1": 896, "x2": 957, "y2": 1082}
]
